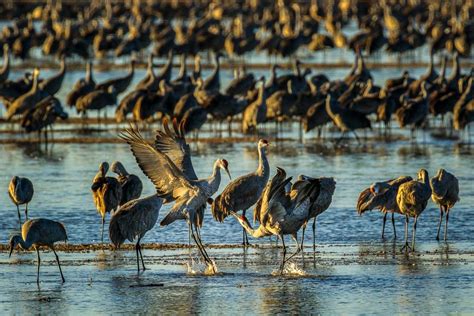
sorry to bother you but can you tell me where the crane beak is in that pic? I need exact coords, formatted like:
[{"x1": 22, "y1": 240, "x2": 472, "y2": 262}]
[
  {"x1": 224, "y1": 167, "x2": 232, "y2": 180},
  {"x1": 8, "y1": 246, "x2": 13, "y2": 258}
]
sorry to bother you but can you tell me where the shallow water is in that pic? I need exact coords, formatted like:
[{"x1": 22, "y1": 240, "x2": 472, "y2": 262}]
[{"x1": 1, "y1": 57, "x2": 474, "y2": 313}]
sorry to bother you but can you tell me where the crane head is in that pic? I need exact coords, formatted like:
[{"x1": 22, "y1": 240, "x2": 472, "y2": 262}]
[
  {"x1": 258, "y1": 139, "x2": 269, "y2": 149},
  {"x1": 8, "y1": 235, "x2": 22, "y2": 257},
  {"x1": 218, "y1": 159, "x2": 231, "y2": 180}
]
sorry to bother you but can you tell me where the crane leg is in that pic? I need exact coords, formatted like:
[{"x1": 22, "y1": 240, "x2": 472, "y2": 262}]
[
  {"x1": 381, "y1": 212, "x2": 387, "y2": 239},
  {"x1": 336, "y1": 132, "x2": 346, "y2": 146},
  {"x1": 135, "y1": 240, "x2": 140, "y2": 272},
  {"x1": 25, "y1": 203, "x2": 28, "y2": 220},
  {"x1": 242, "y1": 210, "x2": 250, "y2": 246},
  {"x1": 36, "y1": 246, "x2": 41, "y2": 285},
  {"x1": 16, "y1": 204, "x2": 21, "y2": 227},
  {"x1": 436, "y1": 205, "x2": 443, "y2": 241},
  {"x1": 300, "y1": 224, "x2": 306, "y2": 264},
  {"x1": 401, "y1": 215, "x2": 411, "y2": 252},
  {"x1": 284, "y1": 234, "x2": 302, "y2": 264},
  {"x1": 101, "y1": 216, "x2": 105, "y2": 244},
  {"x1": 444, "y1": 207, "x2": 450, "y2": 241},
  {"x1": 391, "y1": 213, "x2": 396, "y2": 239},
  {"x1": 352, "y1": 130, "x2": 361, "y2": 145},
  {"x1": 52, "y1": 247, "x2": 65, "y2": 283},
  {"x1": 279, "y1": 235, "x2": 286, "y2": 274},
  {"x1": 411, "y1": 216, "x2": 418, "y2": 251},
  {"x1": 312, "y1": 217, "x2": 317, "y2": 253}
]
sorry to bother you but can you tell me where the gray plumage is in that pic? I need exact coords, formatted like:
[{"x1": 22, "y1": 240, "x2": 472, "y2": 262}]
[
  {"x1": 38, "y1": 56, "x2": 66, "y2": 95},
  {"x1": 9, "y1": 218, "x2": 67, "y2": 284},
  {"x1": 111, "y1": 161, "x2": 143, "y2": 206},
  {"x1": 430, "y1": 169, "x2": 460, "y2": 241},
  {"x1": 232, "y1": 167, "x2": 319, "y2": 273},
  {"x1": 109, "y1": 195, "x2": 162, "y2": 272},
  {"x1": 357, "y1": 176, "x2": 412, "y2": 239},
  {"x1": 91, "y1": 162, "x2": 122, "y2": 243},
  {"x1": 119, "y1": 124, "x2": 230, "y2": 271},
  {"x1": 242, "y1": 78, "x2": 267, "y2": 134},
  {"x1": 96, "y1": 59, "x2": 135, "y2": 95},
  {"x1": 396, "y1": 169, "x2": 432, "y2": 251},
  {"x1": 298, "y1": 175, "x2": 336, "y2": 253},
  {"x1": 212, "y1": 139, "x2": 270, "y2": 245},
  {"x1": 9, "y1": 176, "x2": 34, "y2": 226}
]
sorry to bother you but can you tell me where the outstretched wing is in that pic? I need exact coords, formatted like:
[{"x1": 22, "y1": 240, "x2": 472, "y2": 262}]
[
  {"x1": 119, "y1": 126, "x2": 194, "y2": 203},
  {"x1": 253, "y1": 167, "x2": 287, "y2": 224},
  {"x1": 154, "y1": 118, "x2": 198, "y2": 180}
]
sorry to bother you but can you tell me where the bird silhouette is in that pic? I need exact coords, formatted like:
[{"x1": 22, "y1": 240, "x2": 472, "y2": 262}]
[
  {"x1": 9, "y1": 218, "x2": 67, "y2": 284},
  {"x1": 8, "y1": 176, "x2": 34, "y2": 227},
  {"x1": 430, "y1": 169, "x2": 460, "y2": 241},
  {"x1": 109, "y1": 195, "x2": 162, "y2": 272}
]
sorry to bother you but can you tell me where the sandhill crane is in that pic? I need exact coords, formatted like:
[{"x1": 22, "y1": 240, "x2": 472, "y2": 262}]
[
  {"x1": 20, "y1": 96, "x2": 68, "y2": 143},
  {"x1": 66, "y1": 61, "x2": 95, "y2": 108},
  {"x1": 9, "y1": 218, "x2": 67, "y2": 284},
  {"x1": 9, "y1": 176, "x2": 34, "y2": 227},
  {"x1": 299, "y1": 175, "x2": 336, "y2": 253},
  {"x1": 203, "y1": 52, "x2": 223, "y2": 92},
  {"x1": 430, "y1": 169, "x2": 460, "y2": 241},
  {"x1": 396, "y1": 81, "x2": 429, "y2": 138},
  {"x1": 231, "y1": 168, "x2": 320, "y2": 273},
  {"x1": 357, "y1": 176, "x2": 413, "y2": 239},
  {"x1": 325, "y1": 94, "x2": 371, "y2": 144},
  {"x1": 38, "y1": 56, "x2": 66, "y2": 95},
  {"x1": 396, "y1": 169, "x2": 432, "y2": 252},
  {"x1": 91, "y1": 162, "x2": 122, "y2": 243},
  {"x1": 76, "y1": 87, "x2": 117, "y2": 120},
  {"x1": 119, "y1": 122, "x2": 230, "y2": 272},
  {"x1": 111, "y1": 161, "x2": 143, "y2": 206},
  {"x1": 212, "y1": 139, "x2": 270, "y2": 245},
  {"x1": 6, "y1": 68, "x2": 47, "y2": 119},
  {"x1": 96, "y1": 59, "x2": 135, "y2": 95},
  {"x1": 242, "y1": 77, "x2": 267, "y2": 134},
  {"x1": 109, "y1": 195, "x2": 162, "y2": 272}
]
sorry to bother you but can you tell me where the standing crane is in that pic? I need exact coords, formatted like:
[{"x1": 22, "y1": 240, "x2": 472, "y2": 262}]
[
  {"x1": 111, "y1": 161, "x2": 143, "y2": 206},
  {"x1": 231, "y1": 168, "x2": 320, "y2": 273},
  {"x1": 109, "y1": 195, "x2": 162, "y2": 272},
  {"x1": 9, "y1": 218, "x2": 67, "y2": 284},
  {"x1": 8, "y1": 176, "x2": 34, "y2": 227},
  {"x1": 212, "y1": 139, "x2": 270, "y2": 246},
  {"x1": 91, "y1": 162, "x2": 122, "y2": 243},
  {"x1": 119, "y1": 122, "x2": 231, "y2": 272},
  {"x1": 430, "y1": 169, "x2": 460, "y2": 241},
  {"x1": 396, "y1": 169, "x2": 432, "y2": 252},
  {"x1": 357, "y1": 176, "x2": 413, "y2": 239}
]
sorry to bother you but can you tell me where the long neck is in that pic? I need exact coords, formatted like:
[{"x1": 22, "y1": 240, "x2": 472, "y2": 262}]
[
  {"x1": 207, "y1": 163, "x2": 222, "y2": 194},
  {"x1": 325, "y1": 96, "x2": 337, "y2": 120},
  {"x1": 257, "y1": 146, "x2": 269, "y2": 177},
  {"x1": 32, "y1": 72, "x2": 38, "y2": 93},
  {"x1": 178, "y1": 55, "x2": 186, "y2": 78},
  {"x1": 439, "y1": 58, "x2": 446, "y2": 80},
  {"x1": 449, "y1": 55, "x2": 459, "y2": 80},
  {"x1": 237, "y1": 219, "x2": 268, "y2": 238},
  {"x1": 15, "y1": 235, "x2": 32, "y2": 250},
  {"x1": 86, "y1": 62, "x2": 93, "y2": 82}
]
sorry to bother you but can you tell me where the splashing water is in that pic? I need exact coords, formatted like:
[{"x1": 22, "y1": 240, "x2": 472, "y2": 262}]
[
  {"x1": 185, "y1": 258, "x2": 218, "y2": 276},
  {"x1": 271, "y1": 262, "x2": 307, "y2": 276}
]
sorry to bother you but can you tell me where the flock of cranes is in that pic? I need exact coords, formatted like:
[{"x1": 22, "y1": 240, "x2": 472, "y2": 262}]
[
  {"x1": 7, "y1": 118, "x2": 460, "y2": 283},
  {"x1": 1, "y1": 48, "x2": 473, "y2": 144},
  {"x1": 0, "y1": 1, "x2": 473, "y2": 60}
]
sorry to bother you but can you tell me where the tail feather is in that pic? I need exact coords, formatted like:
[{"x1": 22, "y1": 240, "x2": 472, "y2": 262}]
[
  {"x1": 109, "y1": 215, "x2": 126, "y2": 249},
  {"x1": 211, "y1": 195, "x2": 227, "y2": 222}
]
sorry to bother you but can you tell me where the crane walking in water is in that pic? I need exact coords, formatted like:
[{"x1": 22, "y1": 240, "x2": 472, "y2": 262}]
[
  {"x1": 111, "y1": 161, "x2": 143, "y2": 206},
  {"x1": 212, "y1": 139, "x2": 270, "y2": 246},
  {"x1": 9, "y1": 176, "x2": 34, "y2": 227},
  {"x1": 357, "y1": 176, "x2": 413, "y2": 239},
  {"x1": 430, "y1": 169, "x2": 460, "y2": 241},
  {"x1": 109, "y1": 195, "x2": 162, "y2": 272},
  {"x1": 9, "y1": 218, "x2": 68, "y2": 284},
  {"x1": 91, "y1": 162, "x2": 122, "y2": 243},
  {"x1": 231, "y1": 167, "x2": 320, "y2": 273},
  {"x1": 120, "y1": 121, "x2": 231, "y2": 273},
  {"x1": 396, "y1": 169, "x2": 432, "y2": 252}
]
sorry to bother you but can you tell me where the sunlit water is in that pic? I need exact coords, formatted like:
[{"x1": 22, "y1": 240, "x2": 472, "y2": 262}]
[{"x1": 0, "y1": 61, "x2": 473, "y2": 314}]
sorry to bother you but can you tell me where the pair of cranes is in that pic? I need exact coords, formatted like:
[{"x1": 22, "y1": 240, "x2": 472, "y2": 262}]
[{"x1": 357, "y1": 169, "x2": 460, "y2": 251}]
